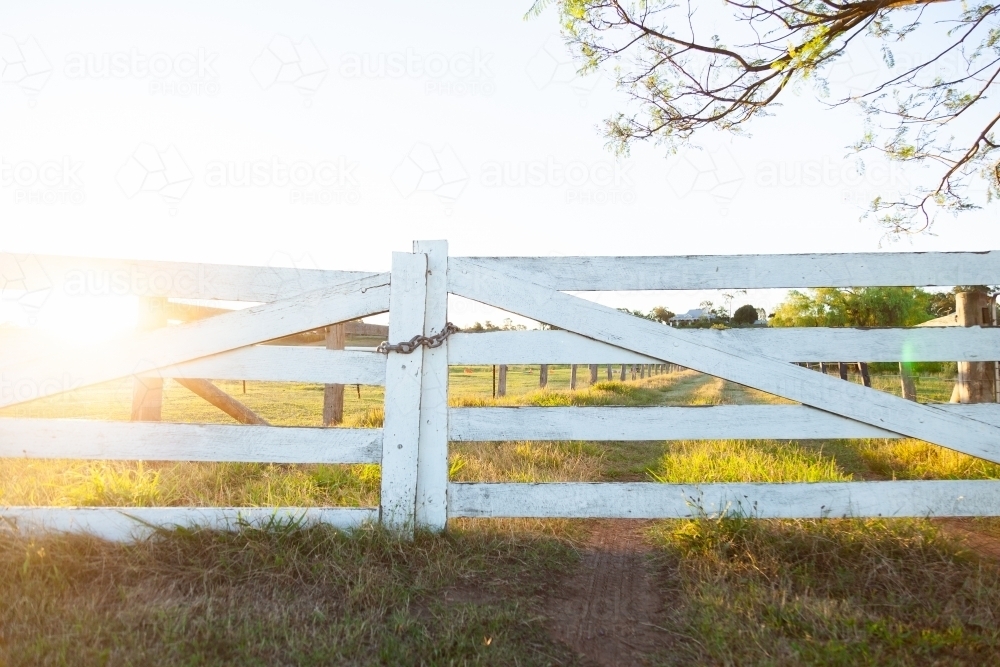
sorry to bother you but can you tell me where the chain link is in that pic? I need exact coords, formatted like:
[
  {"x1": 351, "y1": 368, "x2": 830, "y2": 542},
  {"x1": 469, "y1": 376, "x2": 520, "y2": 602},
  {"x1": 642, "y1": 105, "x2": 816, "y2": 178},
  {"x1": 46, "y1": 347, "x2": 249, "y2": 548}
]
[{"x1": 376, "y1": 322, "x2": 460, "y2": 354}]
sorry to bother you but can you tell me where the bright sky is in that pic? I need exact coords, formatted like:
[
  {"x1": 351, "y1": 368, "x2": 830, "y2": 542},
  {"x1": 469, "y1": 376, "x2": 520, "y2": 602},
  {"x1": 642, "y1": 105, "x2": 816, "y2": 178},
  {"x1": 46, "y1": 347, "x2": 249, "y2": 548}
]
[{"x1": 1, "y1": 1, "x2": 996, "y2": 336}]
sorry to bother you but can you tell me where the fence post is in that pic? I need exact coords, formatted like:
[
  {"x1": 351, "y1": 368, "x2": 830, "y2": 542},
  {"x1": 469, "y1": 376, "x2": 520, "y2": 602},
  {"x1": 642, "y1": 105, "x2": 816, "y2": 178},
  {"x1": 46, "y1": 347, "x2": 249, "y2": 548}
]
[
  {"x1": 899, "y1": 362, "x2": 917, "y2": 401},
  {"x1": 131, "y1": 296, "x2": 167, "y2": 421},
  {"x1": 323, "y1": 323, "x2": 346, "y2": 425},
  {"x1": 607, "y1": 364, "x2": 613, "y2": 380},
  {"x1": 858, "y1": 362, "x2": 871, "y2": 387},
  {"x1": 498, "y1": 364, "x2": 507, "y2": 397},
  {"x1": 414, "y1": 240, "x2": 449, "y2": 532},
  {"x1": 590, "y1": 364, "x2": 598, "y2": 384},
  {"x1": 838, "y1": 362, "x2": 848, "y2": 380},
  {"x1": 570, "y1": 364, "x2": 577, "y2": 389},
  {"x1": 539, "y1": 364, "x2": 548, "y2": 388},
  {"x1": 620, "y1": 364, "x2": 626, "y2": 381},
  {"x1": 380, "y1": 251, "x2": 428, "y2": 536}
]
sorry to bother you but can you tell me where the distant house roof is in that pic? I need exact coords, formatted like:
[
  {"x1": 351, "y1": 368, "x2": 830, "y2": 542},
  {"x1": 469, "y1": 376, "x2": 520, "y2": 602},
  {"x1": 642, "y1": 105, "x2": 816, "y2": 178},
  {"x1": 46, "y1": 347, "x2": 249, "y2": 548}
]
[
  {"x1": 670, "y1": 308, "x2": 714, "y2": 322},
  {"x1": 915, "y1": 312, "x2": 958, "y2": 327}
]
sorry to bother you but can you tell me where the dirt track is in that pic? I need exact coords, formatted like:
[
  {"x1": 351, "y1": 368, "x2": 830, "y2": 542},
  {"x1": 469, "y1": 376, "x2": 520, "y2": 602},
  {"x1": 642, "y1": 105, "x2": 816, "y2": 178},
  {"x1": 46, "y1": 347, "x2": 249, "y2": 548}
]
[{"x1": 546, "y1": 520, "x2": 668, "y2": 666}]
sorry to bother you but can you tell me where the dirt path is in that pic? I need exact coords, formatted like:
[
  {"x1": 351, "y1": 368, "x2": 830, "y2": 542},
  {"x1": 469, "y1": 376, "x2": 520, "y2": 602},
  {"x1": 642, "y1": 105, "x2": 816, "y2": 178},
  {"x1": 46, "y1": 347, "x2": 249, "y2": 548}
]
[{"x1": 546, "y1": 520, "x2": 668, "y2": 666}]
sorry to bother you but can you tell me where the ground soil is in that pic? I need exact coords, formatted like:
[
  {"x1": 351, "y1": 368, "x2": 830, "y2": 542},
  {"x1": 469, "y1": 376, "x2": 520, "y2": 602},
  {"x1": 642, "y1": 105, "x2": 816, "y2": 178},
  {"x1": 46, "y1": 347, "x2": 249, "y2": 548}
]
[
  {"x1": 545, "y1": 520, "x2": 669, "y2": 666},
  {"x1": 935, "y1": 518, "x2": 1000, "y2": 561}
]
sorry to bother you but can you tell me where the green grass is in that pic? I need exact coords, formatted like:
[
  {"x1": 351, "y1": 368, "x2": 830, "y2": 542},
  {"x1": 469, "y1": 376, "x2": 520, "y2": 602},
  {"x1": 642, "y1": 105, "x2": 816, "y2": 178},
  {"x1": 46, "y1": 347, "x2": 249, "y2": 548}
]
[
  {"x1": 0, "y1": 523, "x2": 582, "y2": 666},
  {"x1": 649, "y1": 439, "x2": 851, "y2": 484},
  {"x1": 0, "y1": 460, "x2": 381, "y2": 508},
  {"x1": 4, "y1": 366, "x2": 1000, "y2": 664},
  {"x1": 646, "y1": 516, "x2": 1000, "y2": 665}
]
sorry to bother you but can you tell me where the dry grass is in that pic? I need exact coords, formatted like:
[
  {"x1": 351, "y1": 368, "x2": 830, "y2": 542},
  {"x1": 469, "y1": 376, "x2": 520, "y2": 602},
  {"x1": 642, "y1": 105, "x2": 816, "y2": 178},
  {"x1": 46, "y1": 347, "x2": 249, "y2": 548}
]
[
  {"x1": 4, "y1": 366, "x2": 1000, "y2": 664},
  {"x1": 0, "y1": 460, "x2": 381, "y2": 507},
  {"x1": 858, "y1": 438, "x2": 1000, "y2": 480},
  {"x1": 647, "y1": 516, "x2": 1000, "y2": 665},
  {"x1": 451, "y1": 441, "x2": 607, "y2": 483},
  {"x1": 0, "y1": 522, "x2": 581, "y2": 666}
]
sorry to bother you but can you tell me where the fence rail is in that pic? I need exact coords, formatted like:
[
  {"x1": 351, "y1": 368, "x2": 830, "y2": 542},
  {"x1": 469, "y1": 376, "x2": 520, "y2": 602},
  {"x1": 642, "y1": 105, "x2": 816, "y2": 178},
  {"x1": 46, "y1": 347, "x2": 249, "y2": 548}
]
[{"x1": 4, "y1": 243, "x2": 1000, "y2": 540}]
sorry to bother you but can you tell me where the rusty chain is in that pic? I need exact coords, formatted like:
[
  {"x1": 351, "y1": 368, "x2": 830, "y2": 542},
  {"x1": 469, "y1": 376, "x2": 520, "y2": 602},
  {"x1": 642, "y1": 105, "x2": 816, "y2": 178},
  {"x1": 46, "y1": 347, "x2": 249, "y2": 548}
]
[{"x1": 376, "y1": 322, "x2": 460, "y2": 354}]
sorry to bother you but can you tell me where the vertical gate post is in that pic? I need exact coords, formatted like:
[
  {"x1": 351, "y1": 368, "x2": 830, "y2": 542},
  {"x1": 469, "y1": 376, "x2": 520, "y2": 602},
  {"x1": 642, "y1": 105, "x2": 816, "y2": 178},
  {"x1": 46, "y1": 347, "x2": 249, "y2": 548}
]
[
  {"x1": 414, "y1": 240, "x2": 450, "y2": 532},
  {"x1": 539, "y1": 364, "x2": 548, "y2": 388},
  {"x1": 380, "y1": 251, "x2": 428, "y2": 535}
]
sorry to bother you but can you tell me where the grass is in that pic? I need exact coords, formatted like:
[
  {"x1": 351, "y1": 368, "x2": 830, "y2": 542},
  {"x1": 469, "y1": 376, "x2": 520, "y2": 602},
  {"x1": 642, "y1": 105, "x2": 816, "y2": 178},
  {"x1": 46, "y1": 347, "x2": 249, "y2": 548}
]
[
  {"x1": 647, "y1": 516, "x2": 1000, "y2": 665},
  {"x1": 649, "y1": 439, "x2": 851, "y2": 484},
  {"x1": 4, "y1": 365, "x2": 1000, "y2": 663},
  {"x1": 0, "y1": 522, "x2": 582, "y2": 666}
]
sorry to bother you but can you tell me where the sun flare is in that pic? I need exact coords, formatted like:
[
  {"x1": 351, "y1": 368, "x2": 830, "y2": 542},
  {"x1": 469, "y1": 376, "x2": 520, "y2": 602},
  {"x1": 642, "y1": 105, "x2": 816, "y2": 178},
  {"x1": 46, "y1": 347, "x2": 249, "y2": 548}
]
[{"x1": 14, "y1": 294, "x2": 139, "y2": 347}]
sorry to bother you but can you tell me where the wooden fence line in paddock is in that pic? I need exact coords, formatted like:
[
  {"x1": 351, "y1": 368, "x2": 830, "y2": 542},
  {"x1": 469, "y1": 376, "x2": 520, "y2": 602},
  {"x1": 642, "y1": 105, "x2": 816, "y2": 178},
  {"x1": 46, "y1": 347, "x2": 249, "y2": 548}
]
[{"x1": 4, "y1": 245, "x2": 1000, "y2": 540}]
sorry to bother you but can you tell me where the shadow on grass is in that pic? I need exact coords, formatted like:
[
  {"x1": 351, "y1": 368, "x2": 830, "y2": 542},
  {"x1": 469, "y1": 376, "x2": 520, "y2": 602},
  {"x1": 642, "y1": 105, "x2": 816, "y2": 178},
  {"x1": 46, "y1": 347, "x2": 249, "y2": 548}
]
[
  {"x1": 0, "y1": 521, "x2": 583, "y2": 666},
  {"x1": 646, "y1": 515, "x2": 1000, "y2": 666}
]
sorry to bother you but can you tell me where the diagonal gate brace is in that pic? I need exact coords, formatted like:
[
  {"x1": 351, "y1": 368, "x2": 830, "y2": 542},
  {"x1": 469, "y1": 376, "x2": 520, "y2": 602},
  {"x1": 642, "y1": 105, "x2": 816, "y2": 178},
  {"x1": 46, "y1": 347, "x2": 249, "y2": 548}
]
[{"x1": 448, "y1": 258, "x2": 1000, "y2": 464}]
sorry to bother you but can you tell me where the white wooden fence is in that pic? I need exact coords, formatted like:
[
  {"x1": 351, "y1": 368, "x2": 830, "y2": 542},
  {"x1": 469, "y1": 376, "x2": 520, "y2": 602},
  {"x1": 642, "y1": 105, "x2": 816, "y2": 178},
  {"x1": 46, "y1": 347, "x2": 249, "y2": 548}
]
[{"x1": 4, "y1": 243, "x2": 1000, "y2": 540}]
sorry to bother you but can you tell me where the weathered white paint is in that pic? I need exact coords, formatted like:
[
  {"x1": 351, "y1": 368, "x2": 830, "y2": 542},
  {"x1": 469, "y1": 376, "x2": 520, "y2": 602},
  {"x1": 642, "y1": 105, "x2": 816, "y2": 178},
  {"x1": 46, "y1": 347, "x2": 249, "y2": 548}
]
[
  {"x1": 0, "y1": 506, "x2": 377, "y2": 542},
  {"x1": 449, "y1": 481, "x2": 1000, "y2": 519},
  {"x1": 380, "y1": 252, "x2": 428, "y2": 534},
  {"x1": 148, "y1": 346, "x2": 386, "y2": 385},
  {"x1": 449, "y1": 327, "x2": 1000, "y2": 364},
  {"x1": 0, "y1": 418, "x2": 382, "y2": 463},
  {"x1": 463, "y1": 252, "x2": 1000, "y2": 290},
  {"x1": 449, "y1": 404, "x2": 1000, "y2": 441},
  {"x1": 0, "y1": 273, "x2": 390, "y2": 409},
  {"x1": 449, "y1": 259, "x2": 1000, "y2": 463},
  {"x1": 414, "y1": 241, "x2": 450, "y2": 532},
  {"x1": 0, "y1": 253, "x2": 377, "y2": 302}
]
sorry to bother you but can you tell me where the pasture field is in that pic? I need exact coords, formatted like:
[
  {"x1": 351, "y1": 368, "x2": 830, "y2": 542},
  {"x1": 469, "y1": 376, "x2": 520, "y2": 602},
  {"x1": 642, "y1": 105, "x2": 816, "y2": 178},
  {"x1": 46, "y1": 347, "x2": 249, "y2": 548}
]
[{"x1": 3, "y1": 366, "x2": 1000, "y2": 664}]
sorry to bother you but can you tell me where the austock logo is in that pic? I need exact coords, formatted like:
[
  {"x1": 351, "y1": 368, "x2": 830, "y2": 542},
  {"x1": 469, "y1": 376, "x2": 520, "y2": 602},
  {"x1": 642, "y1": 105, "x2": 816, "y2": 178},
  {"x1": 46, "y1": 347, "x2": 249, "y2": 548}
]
[
  {"x1": 64, "y1": 47, "x2": 221, "y2": 97},
  {"x1": 0, "y1": 35, "x2": 52, "y2": 100},
  {"x1": 116, "y1": 143, "x2": 194, "y2": 208},
  {"x1": 480, "y1": 157, "x2": 636, "y2": 205},
  {"x1": 667, "y1": 145, "x2": 745, "y2": 214},
  {"x1": 1, "y1": 156, "x2": 85, "y2": 205},
  {"x1": 0, "y1": 253, "x2": 52, "y2": 324},
  {"x1": 0, "y1": 371, "x2": 85, "y2": 404},
  {"x1": 338, "y1": 48, "x2": 495, "y2": 97},
  {"x1": 525, "y1": 35, "x2": 600, "y2": 105},
  {"x1": 391, "y1": 143, "x2": 468, "y2": 203},
  {"x1": 61, "y1": 265, "x2": 211, "y2": 298},
  {"x1": 257, "y1": 251, "x2": 323, "y2": 300},
  {"x1": 204, "y1": 156, "x2": 361, "y2": 205},
  {"x1": 251, "y1": 35, "x2": 327, "y2": 105}
]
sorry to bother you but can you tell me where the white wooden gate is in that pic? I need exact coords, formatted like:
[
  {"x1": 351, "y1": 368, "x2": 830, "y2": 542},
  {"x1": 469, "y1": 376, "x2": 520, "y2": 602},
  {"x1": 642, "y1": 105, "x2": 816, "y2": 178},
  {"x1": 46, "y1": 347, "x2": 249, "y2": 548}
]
[{"x1": 4, "y1": 243, "x2": 1000, "y2": 539}]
